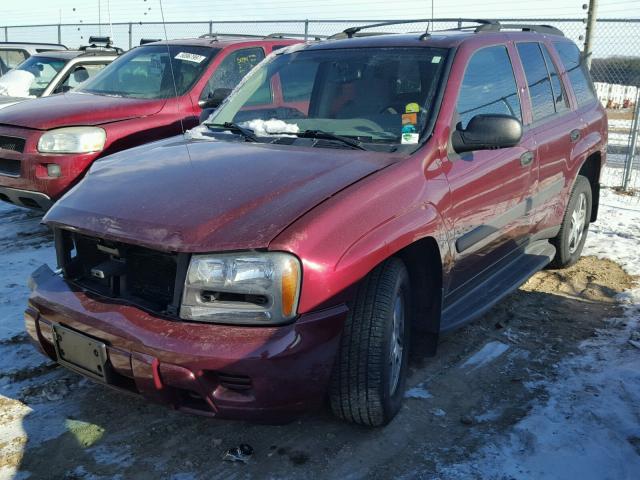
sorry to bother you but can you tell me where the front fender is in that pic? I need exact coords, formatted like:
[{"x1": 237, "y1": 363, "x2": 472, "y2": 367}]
[{"x1": 270, "y1": 154, "x2": 450, "y2": 314}]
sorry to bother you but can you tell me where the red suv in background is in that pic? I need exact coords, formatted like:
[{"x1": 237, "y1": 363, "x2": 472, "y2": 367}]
[
  {"x1": 26, "y1": 21, "x2": 606, "y2": 426},
  {"x1": 0, "y1": 35, "x2": 299, "y2": 209}
]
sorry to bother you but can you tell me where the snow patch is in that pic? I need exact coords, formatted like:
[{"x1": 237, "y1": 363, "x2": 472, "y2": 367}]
[
  {"x1": 239, "y1": 118, "x2": 299, "y2": 136},
  {"x1": 404, "y1": 384, "x2": 432, "y2": 399},
  {"x1": 0, "y1": 70, "x2": 35, "y2": 98},
  {"x1": 183, "y1": 124, "x2": 216, "y2": 141},
  {"x1": 461, "y1": 341, "x2": 510, "y2": 370}
]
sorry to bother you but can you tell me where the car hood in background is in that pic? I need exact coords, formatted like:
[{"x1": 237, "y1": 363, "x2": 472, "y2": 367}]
[
  {"x1": 0, "y1": 92, "x2": 165, "y2": 130},
  {"x1": 0, "y1": 96, "x2": 26, "y2": 110},
  {"x1": 44, "y1": 137, "x2": 399, "y2": 252}
]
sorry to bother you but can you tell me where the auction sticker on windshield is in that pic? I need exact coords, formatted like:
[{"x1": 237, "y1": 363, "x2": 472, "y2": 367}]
[{"x1": 175, "y1": 52, "x2": 207, "y2": 63}]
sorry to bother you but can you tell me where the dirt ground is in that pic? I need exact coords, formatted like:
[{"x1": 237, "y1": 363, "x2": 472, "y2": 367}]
[{"x1": 0, "y1": 205, "x2": 636, "y2": 479}]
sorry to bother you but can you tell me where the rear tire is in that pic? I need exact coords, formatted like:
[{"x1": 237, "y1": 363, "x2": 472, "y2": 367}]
[
  {"x1": 329, "y1": 257, "x2": 410, "y2": 426},
  {"x1": 550, "y1": 175, "x2": 592, "y2": 269}
]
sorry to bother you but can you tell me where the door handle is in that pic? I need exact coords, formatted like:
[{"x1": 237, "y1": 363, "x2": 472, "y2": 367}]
[
  {"x1": 520, "y1": 151, "x2": 534, "y2": 167},
  {"x1": 570, "y1": 129, "x2": 581, "y2": 142}
]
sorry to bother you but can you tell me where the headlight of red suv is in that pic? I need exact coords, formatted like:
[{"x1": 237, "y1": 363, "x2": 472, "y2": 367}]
[
  {"x1": 37, "y1": 127, "x2": 106, "y2": 154},
  {"x1": 180, "y1": 252, "x2": 301, "y2": 325}
]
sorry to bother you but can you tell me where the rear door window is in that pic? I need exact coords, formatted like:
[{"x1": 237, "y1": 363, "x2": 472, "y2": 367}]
[
  {"x1": 0, "y1": 49, "x2": 28, "y2": 72},
  {"x1": 540, "y1": 44, "x2": 569, "y2": 113},
  {"x1": 456, "y1": 45, "x2": 522, "y2": 128},
  {"x1": 553, "y1": 42, "x2": 597, "y2": 107},
  {"x1": 517, "y1": 42, "x2": 556, "y2": 121},
  {"x1": 201, "y1": 47, "x2": 266, "y2": 103}
]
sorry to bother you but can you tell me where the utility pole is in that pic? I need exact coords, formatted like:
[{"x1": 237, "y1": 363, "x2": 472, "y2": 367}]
[{"x1": 583, "y1": 0, "x2": 598, "y2": 70}]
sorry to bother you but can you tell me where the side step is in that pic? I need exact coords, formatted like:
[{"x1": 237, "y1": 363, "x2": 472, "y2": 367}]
[{"x1": 441, "y1": 240, "x2": 556, "y2": 332}]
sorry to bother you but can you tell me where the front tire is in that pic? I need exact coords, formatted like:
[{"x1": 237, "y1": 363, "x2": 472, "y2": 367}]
[
  {"x1": 550, "y1": 175, "x2": 592, "y2": 269},
  {"x1": 329, "y1": 258, "x2": 410, "y2": 426}
]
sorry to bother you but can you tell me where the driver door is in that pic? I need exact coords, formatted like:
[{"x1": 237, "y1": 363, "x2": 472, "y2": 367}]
[{"x1": 443, "y1": 44, "x2": 536, "y2": 297}]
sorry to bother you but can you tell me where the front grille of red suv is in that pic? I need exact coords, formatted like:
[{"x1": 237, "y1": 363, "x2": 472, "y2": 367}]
[
  {"x1": 0, "y1": 135, "x2": 25, "y2": 153},
  {"x1": 54, "y1": 229, "x2": 189, "y2": 318},
  {"x1": 0, "y1": 158, "x2": 20, "y2": 176}
]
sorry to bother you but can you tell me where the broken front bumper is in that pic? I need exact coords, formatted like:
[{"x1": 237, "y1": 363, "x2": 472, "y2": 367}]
[{"x1": 25, "y1": 264, "x2": 347, "y2": 422}]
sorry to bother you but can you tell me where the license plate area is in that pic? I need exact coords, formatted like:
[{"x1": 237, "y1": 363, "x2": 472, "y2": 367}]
[{"x1": 53, "y1": 324, "x2": 112, "y2": 383}]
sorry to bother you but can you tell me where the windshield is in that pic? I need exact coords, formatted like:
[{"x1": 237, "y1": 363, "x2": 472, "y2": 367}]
[
  {"x1": 210, "y1": 46, "x2": 447, "y2": 149},
  {"x1": 78, "y1": 45, "x2": 218, "y2": 99},
  {"x1": 0, "y1": 56, "x2": 66, "y2": 97}
]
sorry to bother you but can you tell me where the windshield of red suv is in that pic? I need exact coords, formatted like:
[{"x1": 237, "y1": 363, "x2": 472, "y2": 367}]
[
  {"x1": 209, "y1": 46, "x2": 447, "y2": 149},
  {"x1": 77, "y1": 45, "x2": 219, "y2": 99}
]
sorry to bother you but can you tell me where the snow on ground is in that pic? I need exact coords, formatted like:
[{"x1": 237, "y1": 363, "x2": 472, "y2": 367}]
[
  {"x1": 460, "y1": 341, "x2": 510, "y2": 370},
  {"x1": 438, "y1": 189, "x2": 640, "y2": 479}
]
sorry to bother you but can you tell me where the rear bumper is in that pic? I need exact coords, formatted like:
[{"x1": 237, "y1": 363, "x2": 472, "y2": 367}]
[
  {"x1": 25, "y1": 265, "x2": 347, "y2": 422},
  {"x1": 0, "y1": 185, "x2": 52, "y2": 210}
]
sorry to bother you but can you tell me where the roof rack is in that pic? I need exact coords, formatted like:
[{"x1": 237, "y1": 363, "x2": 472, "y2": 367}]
[
  {"x1": 330, "y1": 18, "x2": 564, "y2": 40},
  {"x1": 79, "y1": 36, "x2": 124, "y2": 54},
  {"x1": 140, "y1": 38, "x2": 162, "y2": 45}
]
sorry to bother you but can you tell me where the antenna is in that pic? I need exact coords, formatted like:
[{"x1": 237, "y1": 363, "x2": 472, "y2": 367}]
[
  {"x1": 107, "y1": 0, "x2": 114, "y2": 43},
  {"x1": 431, "y1": 0, "x2": 434, "y2": 25},
  {"x1": 157, "y1": 0, "x2": 195, "y2": 166}
]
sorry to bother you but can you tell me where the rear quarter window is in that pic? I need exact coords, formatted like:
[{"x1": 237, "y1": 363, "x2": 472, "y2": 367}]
[{"x1": 553, "y1": 42, "x2": 597, "y2": 107}]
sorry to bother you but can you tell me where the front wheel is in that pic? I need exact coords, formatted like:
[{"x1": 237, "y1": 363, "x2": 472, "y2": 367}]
[
  {"x1": 550, "y1": 175, "x2": 592, "y2": 269},
  {"x1": 329, "y1": 257, "x2": 411, "y2": 426}
]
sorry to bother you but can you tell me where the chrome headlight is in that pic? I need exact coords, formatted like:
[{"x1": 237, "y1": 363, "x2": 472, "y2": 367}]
[
  {"x1": 180, "y1": 252, "x2": 301, "y2": 325},
  {"x1": 38, "y1": 127, "x2": 106, "y2": 154}
]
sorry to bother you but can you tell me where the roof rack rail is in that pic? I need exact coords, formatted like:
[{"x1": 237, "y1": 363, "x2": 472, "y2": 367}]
[
  {"x1": 329, "y1": 18, "x2": 564, "y2": 40},
  {"x1": 0, "y1": 41, "x2": 67, "y2": 49},
  {"x1": 493, "y1": 23, "x2": 564, "y2": 36},
  {"x1": 445, "y1": 20, "x2": 564, "y2": 36},
  {"x1": 330, "y1": 19, "x2": 436, "y2": 39}
]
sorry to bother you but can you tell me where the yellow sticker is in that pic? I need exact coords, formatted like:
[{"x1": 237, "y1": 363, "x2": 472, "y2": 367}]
[{"x1": 405, "y1": 103, "x2": 420, "y2": 113}]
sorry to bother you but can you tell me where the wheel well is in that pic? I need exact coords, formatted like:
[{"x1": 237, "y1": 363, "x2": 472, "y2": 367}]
[
  {"x1": 578, "y1": 152, "x2": 602, "y2": 222},
  {"x1": 395, "y1": 237, "x2": 442, "y2": 355}
]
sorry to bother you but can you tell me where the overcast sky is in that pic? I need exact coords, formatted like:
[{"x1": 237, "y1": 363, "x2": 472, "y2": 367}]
[{"x1": 2, "y1": 0, "x2": 638, "y2": 25}]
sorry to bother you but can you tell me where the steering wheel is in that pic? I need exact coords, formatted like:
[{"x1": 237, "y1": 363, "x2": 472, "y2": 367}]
[{"x1": 379, "y1": 105, "x2": 399, "y2": 114}]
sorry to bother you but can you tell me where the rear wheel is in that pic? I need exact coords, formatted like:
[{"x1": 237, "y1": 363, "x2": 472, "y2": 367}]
[
  {"x1": 550, "y1": 175, "x2": 592, "y2": 269},
  {"x1": 329, "y1": 257, "x2": 410, "y2": 426}
]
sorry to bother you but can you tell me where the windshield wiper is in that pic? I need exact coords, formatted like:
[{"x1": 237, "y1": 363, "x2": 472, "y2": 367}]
[
  {"x1": 296, "y1": 130, "x2": 366, "y2": 150},
  {"x1": 205, "y1": 122, "x2": 258, "y2": 142}
]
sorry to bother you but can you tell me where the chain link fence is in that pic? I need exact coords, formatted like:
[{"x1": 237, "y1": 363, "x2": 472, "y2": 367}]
[{"x1": 2, "y1": 17, "x2": 639, "y2": 192}]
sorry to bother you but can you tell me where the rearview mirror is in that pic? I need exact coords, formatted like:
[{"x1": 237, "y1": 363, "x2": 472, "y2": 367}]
[
  {"x1": 198, "y1": 88, "x2": 232, "y2": 110},
  {"x1": 451, "y1": 114, "x2": 522, "y2": 154}
]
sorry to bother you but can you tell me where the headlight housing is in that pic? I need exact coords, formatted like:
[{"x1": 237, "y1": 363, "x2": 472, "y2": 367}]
[
  {"x1": 180, "y1": 252, "x2": 301, "y2": 325},
  {"x1": 37, "y1": 127, "x2": 106, "y2": 154}
]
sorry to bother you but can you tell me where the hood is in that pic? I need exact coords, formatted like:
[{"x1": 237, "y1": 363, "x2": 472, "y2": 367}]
[
  {"x1": 0, "y1": 92, "x2": 165, "y2": 130},
  {"x1": 44, "y1": 137, "x2": 399, "y2": 252},
  {"x1": 0, "y1": 96, "x2": 25, "y2": 109}
]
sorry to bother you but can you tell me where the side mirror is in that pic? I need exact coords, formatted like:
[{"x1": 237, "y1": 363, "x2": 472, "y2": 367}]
[
  {"x1": 198, "y1": 88, "x2": 232, "y2": 110},
  {"x1": 451, "y1": 114, "x2": 522, "y2": 154}
]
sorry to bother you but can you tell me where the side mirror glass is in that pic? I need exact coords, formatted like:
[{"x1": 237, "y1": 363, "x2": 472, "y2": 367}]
[
  {"x1": 451, "y1": 114, "x2": 523, "y2": 154},
  {"x1": 198, "y1": 88, "x2": 232, "y2": 110}
]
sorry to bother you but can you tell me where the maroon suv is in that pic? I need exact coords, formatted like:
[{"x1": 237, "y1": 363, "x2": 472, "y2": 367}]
[
  {"x1": 26, "y1": 21, "x2": 606, "y2": 426},
  {"x1": 0, "y1": 35, "x2": 299, "y2": 209}
]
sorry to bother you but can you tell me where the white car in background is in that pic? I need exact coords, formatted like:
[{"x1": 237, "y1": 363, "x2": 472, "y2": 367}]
[
  {"x1": 0, "y1": 41, "x2": 67, "y2": 76},
  {"x1": 0, "y1": 38, "x2": 121, "y2": 110}
]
